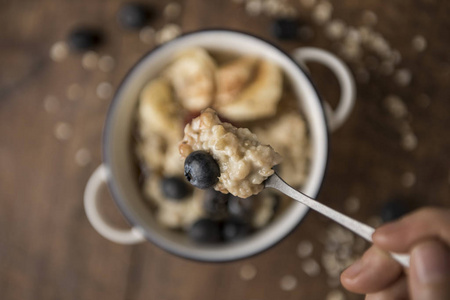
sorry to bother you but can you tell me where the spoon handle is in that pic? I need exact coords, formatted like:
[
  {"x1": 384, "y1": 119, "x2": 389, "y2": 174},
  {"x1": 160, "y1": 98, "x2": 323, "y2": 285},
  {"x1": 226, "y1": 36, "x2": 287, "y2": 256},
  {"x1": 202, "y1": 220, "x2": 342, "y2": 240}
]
[{"x1": 265, "y1": 173, "x2": 410, "y2": 268}]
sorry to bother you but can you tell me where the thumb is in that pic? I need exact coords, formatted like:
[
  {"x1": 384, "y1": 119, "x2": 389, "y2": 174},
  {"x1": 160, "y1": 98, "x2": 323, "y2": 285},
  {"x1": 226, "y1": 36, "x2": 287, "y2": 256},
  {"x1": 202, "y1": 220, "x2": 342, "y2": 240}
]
[{"x1": 410, "y1": 240, "x2": 450, "y2": 300}]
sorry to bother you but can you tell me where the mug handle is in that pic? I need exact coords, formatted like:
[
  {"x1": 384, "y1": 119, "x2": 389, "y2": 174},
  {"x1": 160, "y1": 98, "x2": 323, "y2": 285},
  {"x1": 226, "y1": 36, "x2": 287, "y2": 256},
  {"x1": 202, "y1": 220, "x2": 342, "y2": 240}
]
[
  {"x1": 292, "y1": 47, "x2": 356, "y2": 132},
  {"x1": 84, "y1": 164, "x2": 146, "y2": 244}
]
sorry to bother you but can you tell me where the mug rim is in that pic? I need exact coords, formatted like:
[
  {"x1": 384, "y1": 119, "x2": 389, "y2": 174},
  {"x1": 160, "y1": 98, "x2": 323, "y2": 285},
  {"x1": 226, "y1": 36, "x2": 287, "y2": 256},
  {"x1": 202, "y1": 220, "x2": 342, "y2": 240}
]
[{"x1": 102, "y1": 28, "x2": 330, "y2": 262}]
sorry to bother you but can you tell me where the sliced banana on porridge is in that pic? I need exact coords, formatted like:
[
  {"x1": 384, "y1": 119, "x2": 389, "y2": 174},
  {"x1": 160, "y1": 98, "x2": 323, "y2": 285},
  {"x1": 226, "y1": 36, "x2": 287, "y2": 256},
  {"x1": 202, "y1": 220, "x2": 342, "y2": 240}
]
[
  {"x1": 179, "y1": 108, "x2": 282, "y2": 198},
  {"x1": 215, "y1": 59, "x2": 282, "y2": 121},
  {"x1": 215, "y1": 56, "x2": 258, "y2": 106},
  {"x1": 138, "y1": 77, "x2": 182, "y2": 141},
  {"x1": 164, "y1": 47, "x2": 216, "y2": 111}
]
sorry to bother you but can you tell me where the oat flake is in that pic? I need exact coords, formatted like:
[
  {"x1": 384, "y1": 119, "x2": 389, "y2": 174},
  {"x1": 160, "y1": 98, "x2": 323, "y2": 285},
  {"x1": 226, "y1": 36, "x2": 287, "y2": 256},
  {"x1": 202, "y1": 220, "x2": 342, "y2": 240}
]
[
  {"x1": 239, "y1": 264, "x2": 257, "y2": 281},
  {"x1": 43, "y1": 95, "x2": 60, "y2": 113},
  {"x1": 75, "y1": 148, "x2": 92, "y2": 166},
  {"x1": 96, "y1": 82, "x2": 113, "y2": 99},
  {"x1": 54, "y1": 122, "x2": 73, "y2": 141},
  {"x1": 326, "y1": 289, "x2": 346, "y2": 300},
  {"x1": 301, "y1": 258, "x2": 321, "y2": 277},
  {"x1": 82, "y1": 51, "x2": 99, "y2": 70},
  {"x1": 344, "y1": 196, "x2": 360, "y2": 214},
  {"x1": 164, "y1": 2, "x2": 182, "y2": 20},
  {"x1": 140, "y1": 26, "x2": 156, "y2": 45},
  {"x1": 279, "y1": 275, "x2": 298, "y2": 291},
  {"x1": 98, "y1": 55, "x2": 115, "y2": 72},
  {"x1": 297, "y1": 240, "x2": 314, "y2": 258},
  {"x1": 50, "y1": 41, "x2": 69, "y2": 62},
  {"x1": 401, "y1": 172, "x2": 416, "y2": 187},
  {"x1": 412, "y1": 35, "x2": 427, "y2": 52}
]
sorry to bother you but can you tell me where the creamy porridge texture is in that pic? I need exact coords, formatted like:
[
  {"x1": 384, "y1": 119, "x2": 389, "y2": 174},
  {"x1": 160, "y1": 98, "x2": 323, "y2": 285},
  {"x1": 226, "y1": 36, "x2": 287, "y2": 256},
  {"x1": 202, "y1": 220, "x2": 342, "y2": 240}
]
[
  {"x1": 134, "y1": 47, "x2": 310, "y2": 243},
  {"x1": 180, "y1": 108, "x2": 283, "y2": 198}
]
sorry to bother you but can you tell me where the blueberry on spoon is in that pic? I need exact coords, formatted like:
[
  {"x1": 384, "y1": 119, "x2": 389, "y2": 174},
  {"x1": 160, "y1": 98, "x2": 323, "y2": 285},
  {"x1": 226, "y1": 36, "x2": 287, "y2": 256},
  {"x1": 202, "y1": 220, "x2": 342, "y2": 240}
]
[{"x1": 184, "y1": 151, "x2": 220, "y2": 189}]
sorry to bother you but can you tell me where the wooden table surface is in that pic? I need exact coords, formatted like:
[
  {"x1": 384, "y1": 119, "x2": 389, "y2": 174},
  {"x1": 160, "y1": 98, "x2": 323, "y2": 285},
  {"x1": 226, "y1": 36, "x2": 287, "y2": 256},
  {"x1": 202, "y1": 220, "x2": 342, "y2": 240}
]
[{"x1": 1, "y1": 0, "x2": 449, "y2": 299}]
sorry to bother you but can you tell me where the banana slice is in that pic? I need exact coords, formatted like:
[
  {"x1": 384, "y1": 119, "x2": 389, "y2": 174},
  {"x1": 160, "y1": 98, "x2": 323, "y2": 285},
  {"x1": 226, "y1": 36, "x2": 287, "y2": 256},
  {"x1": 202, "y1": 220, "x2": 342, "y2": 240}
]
[
  {"x1": 138, "y1": 77, "x2": 182, "y2": 141},
  {"x1": 215, "y1": 60, "x2": 283, "y2": 121},
  {"x1": 215, "y1": 56, "x2": 258, "y2": 106},
  {"x1": 165, "y1": 48, "x2": 216, "y2": 111}
]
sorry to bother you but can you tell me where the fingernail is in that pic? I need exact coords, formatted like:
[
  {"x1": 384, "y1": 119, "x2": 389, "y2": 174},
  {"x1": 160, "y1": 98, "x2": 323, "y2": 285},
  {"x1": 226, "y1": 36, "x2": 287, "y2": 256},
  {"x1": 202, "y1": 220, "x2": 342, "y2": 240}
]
[
  {"x1": 412, "y1": 241, "x2": 450, "y2": 284},
  {"x1": 344, "y1": 258, "x2": 363, "y2": 279},
  {"x1": 376, "y1": 221, "x2": 401, "y2": 235}
]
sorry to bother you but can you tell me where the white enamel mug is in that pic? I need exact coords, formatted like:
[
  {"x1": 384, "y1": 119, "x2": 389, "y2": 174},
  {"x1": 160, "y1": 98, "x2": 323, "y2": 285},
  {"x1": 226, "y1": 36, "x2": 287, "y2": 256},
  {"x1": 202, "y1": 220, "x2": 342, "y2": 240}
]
[{"x1": 84, "y1": 30, "x2": 355, "y2": 262}]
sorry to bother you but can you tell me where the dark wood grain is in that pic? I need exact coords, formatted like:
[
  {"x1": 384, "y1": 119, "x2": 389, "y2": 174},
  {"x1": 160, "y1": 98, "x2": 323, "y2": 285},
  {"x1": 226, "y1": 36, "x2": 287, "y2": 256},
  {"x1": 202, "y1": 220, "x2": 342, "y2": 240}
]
[{"x1": 1, "y1": 0, "x2": 450, "y2": 299}]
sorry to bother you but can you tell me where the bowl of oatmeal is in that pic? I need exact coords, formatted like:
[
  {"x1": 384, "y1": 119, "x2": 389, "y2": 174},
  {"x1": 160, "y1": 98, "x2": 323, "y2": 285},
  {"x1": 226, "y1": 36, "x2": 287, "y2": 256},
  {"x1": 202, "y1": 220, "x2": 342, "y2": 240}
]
[{"x1": 84, "y1": 30, "x2": 355, "y2": 261}]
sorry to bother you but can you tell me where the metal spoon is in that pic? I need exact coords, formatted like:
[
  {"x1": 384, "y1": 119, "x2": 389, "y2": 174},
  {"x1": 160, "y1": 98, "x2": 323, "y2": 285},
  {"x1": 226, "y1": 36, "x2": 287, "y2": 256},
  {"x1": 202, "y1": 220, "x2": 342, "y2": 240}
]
[{"x1": 265, "y1": 173, "x2": 410, "y2": 268}]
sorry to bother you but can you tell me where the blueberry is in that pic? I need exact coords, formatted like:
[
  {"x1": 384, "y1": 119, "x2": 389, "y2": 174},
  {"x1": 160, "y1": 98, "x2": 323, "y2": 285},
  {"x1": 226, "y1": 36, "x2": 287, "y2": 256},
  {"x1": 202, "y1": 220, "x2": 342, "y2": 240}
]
[
  {"x1": 271, "y1": 18, "x2": 299, "y2": 40},
  {"x1": 380, "y1": 199, "x2": 411, "y2": 223},
  {"x1": 203, "y1": 188, "x2": 229, "y2": 219},
  {"x1": 228, "y1": 196, "x2": 255, "y2": 221},
  {"x1": 68, "y1": 28, "x2": 102, "y2": 51},
  {"x1": 188, "y1": 218, "x2": 222, "y2": 244},
  {"x1": 184, "y1": 151, "x2": 220, "y2": 189},
  {"x1": 160, "y1": 176, "x2": 190, "y2": 200},
  {"x1": 118, "y1": 3, "x2": 151, "y2": 29},
  {"x1": 223, "y1": 218, "x2": 252, "y2": 241}
]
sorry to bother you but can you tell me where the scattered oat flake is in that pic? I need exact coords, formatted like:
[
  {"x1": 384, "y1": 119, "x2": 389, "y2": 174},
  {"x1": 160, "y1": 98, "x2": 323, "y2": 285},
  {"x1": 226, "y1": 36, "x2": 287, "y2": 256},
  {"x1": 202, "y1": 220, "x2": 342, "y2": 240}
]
[
  {"x1": 239, "y1": 264, "x2": 257, "y2": 280},
  {"x1": 279, "y1": 275, "x2": 298, "y2": 291},
  {"x1": 54, "y1": 122, "x2": 73, "y2": 141},
  {"x1": 43, "y1": 95, "x2": 60, "y2": 113},
  {"x1": 50, "y1": 41, "x2": 69, "y2": 62},
  {"x1": 297, "y1": 240, "x2": 314, "y2": 258},
  {"x1": 246, "y1": 0, "x2": 263, "y2": 16},
  {"x1": 401, "y1": 172, "x2": 416, "y2": 187},
  {"x1": 312, "y1": 1, "x2": 333, "y2": 25},
  {"x1": 361, "y1": 10, "x2": 378, "y2": 26},
  {"x1": 384, "y1": 95, "x2": 408, "y2": 118},
  {"x1": 98, "y1": 55, "x2": 115, "y2": 72},
  {"x1": 96, "y1": 82, "x2": 113, "y2": 99},
  {"x1": 82, "y1": 51, "x2": 99, "y2": 70},
  {"x1": 140, "y1": 26, "x2": 155, "y2": 45},
  {"x1": 67, "y1": 83, "x2": 84, "y2": 101},
  {"x1": 412, "y1": 35, "x2": 427, "y2": 52},
  {"x1": 75, "y1": 148, "x2": 92, "y2": 167},
  {"x1": 301, "y1": 258, "x2": 321, "y2": 277},
  {"x1": 394, "y1": 69, "x2": 412, "y2": 87},
  {"x1": 339, "y1": 42, "x2": 361, "y2": 61},
  {"x1": 402, "y1": 133, "x2": 418, "y2": 151},
  {"x1": 326, "y1": 289, "x2": 346, "y2": 300},
  {"x1": 155, "y1": 23, "x2": 181, "y2": 45},
  {"x1": 325, "y1": 20, "x2": 347, "y2": 40},
  {"x1": 164, "y1": 2, "x2": 182, "y2": 20},
  {"x1": 344, "y1": 196, "x2": 360, "y2": 214}
]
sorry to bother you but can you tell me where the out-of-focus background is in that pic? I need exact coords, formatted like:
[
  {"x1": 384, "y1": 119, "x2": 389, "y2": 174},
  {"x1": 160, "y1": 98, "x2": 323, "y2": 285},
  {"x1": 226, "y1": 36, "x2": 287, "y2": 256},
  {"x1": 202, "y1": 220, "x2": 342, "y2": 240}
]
[{"x1": 1, "y1": 0, "x2": 449, "y2": 299}]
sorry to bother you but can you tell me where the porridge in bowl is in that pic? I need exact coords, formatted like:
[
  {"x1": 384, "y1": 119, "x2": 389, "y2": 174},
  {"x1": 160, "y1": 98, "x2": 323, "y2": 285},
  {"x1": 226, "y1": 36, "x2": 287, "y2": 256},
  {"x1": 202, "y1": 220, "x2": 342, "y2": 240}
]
[{"x1": 134, "y1": 47, "x2": 310, "y2": 243}]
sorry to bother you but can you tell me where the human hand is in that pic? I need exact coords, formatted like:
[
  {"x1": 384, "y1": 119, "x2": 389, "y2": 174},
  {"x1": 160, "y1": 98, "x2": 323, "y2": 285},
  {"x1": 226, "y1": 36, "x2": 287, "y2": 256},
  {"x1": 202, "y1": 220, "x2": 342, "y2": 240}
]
[{"x1": 340, "y1": 207, "x2": 450, "y2": 299}]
